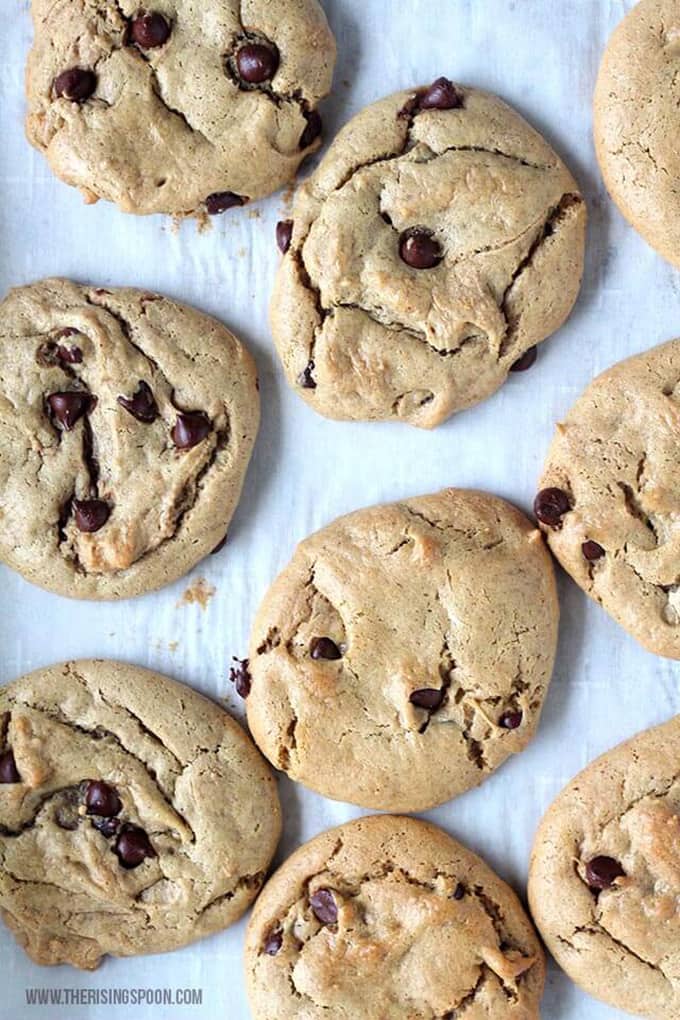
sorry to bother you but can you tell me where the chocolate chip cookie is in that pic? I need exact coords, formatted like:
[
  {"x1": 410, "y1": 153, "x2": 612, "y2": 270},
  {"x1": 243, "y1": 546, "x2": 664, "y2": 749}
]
[
  {"x1": 0, "y1": 278, "x2": 259, "y2": 600},
  {"x1": 246, "y1": 489, "x2": 559, "y2": 812},
  {"x1": 536, "y1": 338, "x2": 680, "y2": 659},
  {"x1": 0, "y1": 659, "x2": 281, "y2": 969},
  {"x1": 25, "y1": 0, "x2": 336, "y2": 217},
  {"x1": 245, "y1": 814, "x2": 545, "y2": 1019},
  {"x1": 271, "y1": 79, "x2": 586, "y2": 428},
  {"x1": 595, "y1": 0, "x2": 680, "y2": 267},
  {"x1": 529, "y1": 716, "x2": 680, "y2": 1018}
]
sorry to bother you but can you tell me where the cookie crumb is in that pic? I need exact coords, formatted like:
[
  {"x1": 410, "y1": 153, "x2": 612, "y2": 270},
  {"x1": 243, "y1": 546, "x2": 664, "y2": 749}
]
[{"x1": 178, "y1": 577, "x2": 216, "y2": 610}]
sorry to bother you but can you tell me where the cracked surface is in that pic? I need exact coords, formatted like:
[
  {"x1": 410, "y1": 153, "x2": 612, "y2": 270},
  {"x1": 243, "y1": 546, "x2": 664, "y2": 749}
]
[
  {"x1": 0, "y1": 659, "x2": 281, "y2": 969},
  {"x1": 245, "y1": 815, "x2": 544, "y2": 1019},
  {"x1": 537, "y1": 337, "x2": 680, "y2": 659},
  {"x1": 528, "y1": 716, "x2": 680, "y2": 1018},
  {"x1": 25, "y1": 0, "x2": 336, "y2": 216},
  {"x1": 0, "y1": 278, "x2": 259, "y2": 600},
  {"x1": 246, "y1": 489, "x2": 559, "y2": 812},
  {"x1": 595, "y1": 0, "x2": 680, "y2": 267},
  {"x1": 271, "y1": 84, "x2": 586, "y2": 428}
]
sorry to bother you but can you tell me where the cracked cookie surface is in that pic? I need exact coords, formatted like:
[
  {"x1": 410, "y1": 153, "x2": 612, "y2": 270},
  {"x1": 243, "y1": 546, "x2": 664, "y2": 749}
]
[
  {"x1": 245, "y1": 814, "x2": 544, "y2": 1019},
  {"x1": 529, "y1": 716, "x2": 680, "y2": 1019},
  {"x1": 0, "y1": 659, "x2": 281, "y2": 969},
  {"x1": 25, "y1": 0, "x2": 336, "y2": 217},
  {"x1": 595, "y1": 0, "x2": 680, "y2": 267},
  {"x1": 246, "y1": 489, "x2": 559, "y2": 812},
  {"x1": 271, "y1": 81, "x2": 586, "y2": 428},
  {"x1": 0, "y1": 278, "x2": 259, "y2": 600},
  {"x1": 536, "y1": 338, "x2": 680, "y2": 658}
]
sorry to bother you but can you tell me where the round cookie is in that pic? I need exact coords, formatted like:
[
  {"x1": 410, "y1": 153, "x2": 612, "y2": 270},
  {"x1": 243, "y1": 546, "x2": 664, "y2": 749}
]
[
  {"x1": 0, "y1": 278, "x2": 259, "y2": 600},
  {"x1": 271, "y1": 78, "x2": 586, "y2": 428},
  {"x1": 536, "y1": 338, "x2": 680, "y2": 659},
  {"x1": 246, "y1": 488, "x2": 559, "y2": 812},
  {"x1": 245, "y1": 815, "x2": 545, "y2": 1019},
  {"x1": 594, "y1": 0, "x2": 680, "y2": 267},
  {"x1": 529, "y1": 716, "x2": 680, "y2": 1018},
  {"x1": 25, "y1": 0, "x2": 336, "y2": 217},
  {"x1": 0, "y1": 659, "x2": 281, "y2": 969}
]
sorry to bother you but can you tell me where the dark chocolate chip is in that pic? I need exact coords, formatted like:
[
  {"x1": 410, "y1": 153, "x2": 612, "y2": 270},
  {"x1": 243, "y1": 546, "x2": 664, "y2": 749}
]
[
  {"x1": 230, "y1": 658, "x2": 252, "y2": 699},
  {"x1": 73, "y1": 499, "x2": 111, "y2": 533},
  {"x1": 419, "y1": 77, "x2": 463, "y2": 111},
  {"x1": 237, "y1": 42, "x2": 280, "y2": 84},
  {"x1": 510, "y1": 346, "x2": 537, "y2": 372},
  {"x1": 85, "y1": 780, "x2": 122, "y2": 818},
  {"x1": 56, "y1": 344, "x2": 83, "y2": 364},
  {"x1": 310, "y1": 637, "x2": 342, "y2": 661},
  {"x1": 582, "y1": 540, "x2": 605, "y2": 562},
  {"x1": 534, "y1": 487, "x2": 572, "y2": 527},
  {"x1": 131, "y1": 12, "x2": 171, "y2": 48},
  {"x1": 172, "y1": 411, "x2": 211, "y2": 449},
  {"x1": 92, "y1": 817, "x2": 121, "y2": 838},
  {"x1": 0, "y1": 749, "x2": 21, "y2": 784},
  {"x1": 453, "y1": 883, "x2": 465, "y2": 900},
  {"x1": 114, "y1": 825, "x2": 157, "y2": 869},
  {"x1": 585, "y1": 856, "x2": 625, "y2": 891},
  {"x1": 399, "y1": 230, "x2": 443, "y2": 269},
  {"x1": 117, "y1": 380, "x2": 159, "y2": 423},
  {"x1": 276, "y1": 220, "x2": 293, "y2": 254},
  {"x1": 264, "y1": 929, "x2": 283, "y2": 956},
  {"x1": 205, "y1": 191, "x2": 246, "y2": 215},
  {"x1": 298, "y1": 361, "x2": 317, "y2": 389},
  {"x1": 46, "y1": 391, "x2": 93, "y2": 430},
  {"x1": 499, "y1": 710, "x2": 523, "y2": 730},
  {"x1": 300, "y1": 110, "x2": 322, "y2": 149},
  {"x1": 410, "y1": 688, "x2": 445, "y2": 711},
  {"x1": 310, "y1": 888, "x2": 338, "y2": 924},
  {"x1": 54, "y1": 68, "x2": 97, "y2": 102}
]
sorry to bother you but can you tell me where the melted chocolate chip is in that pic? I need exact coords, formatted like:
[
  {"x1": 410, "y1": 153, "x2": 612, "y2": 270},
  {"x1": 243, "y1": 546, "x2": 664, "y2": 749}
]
[
  {"x1": 237, "y1": 42, "x2": 280, "y2": 84},
  {"x1": 117, "y1": 381, "x2": 159, "y2": 423},
  {"x1": 54, "y1": 68, "x2": 97, "y2": 102},
  {"x1": 276, "y1": 220, "x2": 294, "y2": 254},
  {"x1": 298, "y1": 361, "x2": 317, "y2": 389},
  {"x1": 230, "y1": 658, "x2": 252, "y2": 699},
  {"x1": 585, "y1": 856, "x2": 625, "y2": 891},
  {"x1": 73, "y1": 499, "x2": 110, "y2": 533},
  {"x1": 114, "y1": 825, "x2": 157, "y2": 869},
  {"x1": 131, "y1": 12, "x2": 171, "y2": 48},
  {"x1": 499, "y1": 710, "x2": 523, "y2": 730},
  {"x1": 205, "y1": 192, "x2": 246, "y2": 215},
  {"x1": 92, "y1": 817, "x2": 121, "y2": 838},
  {"x1": 582, "y1": 540, "x2": 605, "y2": 562},
  {"x1": 399, "y1": 230, "x2": 443, "y2": 269},
  {"x1": 419, "y1": 77, "x2": 464, "y2": 111},
  {"x1": 510, "y1": 346, "x2": 538, "y2": 372},
  {"x1": 0, "y1": 749, "x2": 21, "y2": 784},
  {"x1": 534, "y1": 487, "x2": 572, "y2": 527},
  {"x1": 46, "y1": 391, "x2": 93, "y2": 430},
  {"x1": 300, "y1": 110, "x2": 322, "y2": 149},
  {"x1": 264, "y1": 928, "x2": 283, "y2": 955},
  {"x1": 410, "y1": 688, "x2": 445, "y2": 710},
  {"x1": 85, "y1": 780, "x2": 122, "y2": 818},
  {"x1": 57, "y1": 344, "x2": 83, "y2": 364},
  {"x1": 453, "y1": 883, "x2": 466, "y2": 900},
  {"x1": 172, "y1": 411, "x2": 211, "y2": 449},
  {"x1": 310, "y1": 637, "x2": 342, "y2": 661},
  {"x1": 310, "y1": 888, "x2": 338, "y2": 924}
]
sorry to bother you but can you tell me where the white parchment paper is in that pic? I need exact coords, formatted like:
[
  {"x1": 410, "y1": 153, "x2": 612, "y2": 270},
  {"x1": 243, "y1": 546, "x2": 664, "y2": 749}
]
[{"x1": 1, "y1": 1, "x2": 678, "y2": 1017}]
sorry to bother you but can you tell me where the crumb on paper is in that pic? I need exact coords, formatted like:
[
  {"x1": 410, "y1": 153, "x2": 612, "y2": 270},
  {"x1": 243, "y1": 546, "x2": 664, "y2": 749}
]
[
  {"x1": 177, "y1": 577, "x2": 216, "y2": 610},
  {"x1": 280, "y1": 183, "x2": 296, "y2": 213},
  {"x1": 238, "y1": 247, "x2": 247, "y2": 258},
  {"x1": 248, "y1": 208, "x2": 262, "y2": 219},
  {"x1": 168, "y1": 640, "x2": 178, "y2": 653}
]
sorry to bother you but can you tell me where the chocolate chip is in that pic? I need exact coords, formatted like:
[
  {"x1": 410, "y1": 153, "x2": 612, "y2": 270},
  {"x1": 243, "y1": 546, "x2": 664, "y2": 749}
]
[
  {"x1": 205, "y1": 192, "x2": 246, "y2": 215},
  {"x1": 264, "y1": 929, "x2": 283, "y2": 955},
  {"x1": 510, "y1": 346, "x2": 537, "y2": 372},
  {"x1": 237, "y1": 42, "x2": 280, "y2": 84},
  {"x1": 117, "y1": 381, "x2": 159, "y2": 423},
  {"x1": 114, "y1": 825, "x2": 157, "y2": 869},
  {"x1": 0, "y1": 749, "x2": 20, "y2": 784},
  {"x1": 310, "y1": 888, "x2": 337, "y2": 924},
  {"x1": 85, "y1": 780, "x2": 122, "y2": 817},
  {"x1": 46, "y1": 392, "x2": 93, "y2": 430},
  {"x1": 453, "y1": 883, "x2": 466, "y2": 900},
  {"x1": 54, "y1": 68, "x2": 97, "y2": 102},
  {"x1": 300, "y1": 110, "x2": 322, "y2": 149},
  {"x1": 298, "y1": 361, "x2": 317, "y2": 389},
  {"x1": 92, "y1": 817, "x2": 120, "y2": 838},
  {"x1": 276, "y1": 220, "x2": 293, "y2": 254},
  {"x1": 410, "y1": 688, "x2": 445, "y2": 710},
  {"x1": 582, "y1": 540, "x2": 605, "y2": 562},
  {"x1": 73, "y1": 499, "x2": 110, "y2": 533},
  {"x1": 499, "y1": 710, "x2": 523, "y2": 730},
  {"x1": 534, "y1": 487, "x2": 572, "y2": 527},
  {"x1": 419, "y1": 77, "x2": 464, "y2": 111},
  {"x1": 130, "y1": 12, "x2": 171, "y2": 48},
  {"x1": 310, "y1": 637, "x2": 342, "y2": 661},
  {"x1": 585, "y1": 856, "x2": 625, "y2": 891},
  {"x1": 399, "y1": 230, "x2": 443, "y2": 269},
  {"x1": 172, "y1": 411, "x2": 211, "y2": 449},
  {"x1": 230, "y1": 658, "x2": 251, "y2": 699},
  {"x1": 56, "y1": 344, "x2": 83, "y2": 364}
]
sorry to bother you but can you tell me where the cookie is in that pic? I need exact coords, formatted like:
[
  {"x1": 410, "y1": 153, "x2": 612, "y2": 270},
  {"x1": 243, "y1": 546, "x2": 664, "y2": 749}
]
[
  {"x1": 25, "y1": 0, "x2": 336, "y2": 217},
  {"x1": 271, "y1": 79, "x2": 586, "y2": 428},
  {"x1": 245, "y1": 814, "x2": 545, "y2": 1019},
  {"x1": 0, "y1": 278, "x2": 259, "y2": 600},
  {"x1": 246, "y1": 489, "x2": 559, "y2": 812},
  {"x1": 536, "y1": 338, "x2": 680, "y2": 659},
  {"x1": 529, "y1": 716, "x2": 680, "y2": 1018},
  {"x1": 0, "y1": 659, "x2": 281, "y2": 969},
  {"x1": 595, "y1": 0, "x2": 680, "y2": 267}
]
